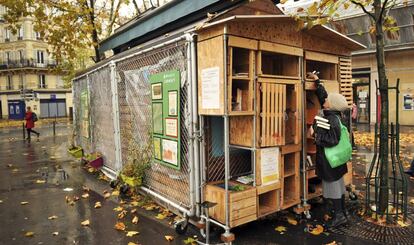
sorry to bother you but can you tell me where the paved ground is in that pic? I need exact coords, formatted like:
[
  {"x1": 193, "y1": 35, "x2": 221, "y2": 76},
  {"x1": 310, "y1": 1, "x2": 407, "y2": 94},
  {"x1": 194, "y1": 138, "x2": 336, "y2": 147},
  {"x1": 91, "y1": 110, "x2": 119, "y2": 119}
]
[{"x1": 0, "y1": 123, "x2": 412, "y2": 245}]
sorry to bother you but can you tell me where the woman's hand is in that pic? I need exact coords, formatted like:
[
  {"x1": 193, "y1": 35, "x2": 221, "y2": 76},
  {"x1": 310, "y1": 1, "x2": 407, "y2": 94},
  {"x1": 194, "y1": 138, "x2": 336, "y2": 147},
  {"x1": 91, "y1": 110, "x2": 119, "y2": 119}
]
[
  {"x1": 307, "y1": 125, "x2": 314, "y2": 138},
  {"x1": 306, "y1": 72, "x2": 319, "y2": 81}
]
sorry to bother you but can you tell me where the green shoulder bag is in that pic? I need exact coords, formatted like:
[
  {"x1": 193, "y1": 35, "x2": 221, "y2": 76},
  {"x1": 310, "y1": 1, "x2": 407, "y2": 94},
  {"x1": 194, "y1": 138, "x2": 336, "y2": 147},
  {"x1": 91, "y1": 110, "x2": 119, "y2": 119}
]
[{"x1": 324, "y1": 116, "x2": 352, "y2": 168}]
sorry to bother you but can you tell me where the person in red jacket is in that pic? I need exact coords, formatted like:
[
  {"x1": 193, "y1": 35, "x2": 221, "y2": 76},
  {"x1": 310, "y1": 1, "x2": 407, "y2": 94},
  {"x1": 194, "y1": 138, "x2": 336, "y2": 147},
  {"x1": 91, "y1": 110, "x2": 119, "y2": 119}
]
[{"x1": 25, "y1": 106, "x2": 40, "y2": 140}]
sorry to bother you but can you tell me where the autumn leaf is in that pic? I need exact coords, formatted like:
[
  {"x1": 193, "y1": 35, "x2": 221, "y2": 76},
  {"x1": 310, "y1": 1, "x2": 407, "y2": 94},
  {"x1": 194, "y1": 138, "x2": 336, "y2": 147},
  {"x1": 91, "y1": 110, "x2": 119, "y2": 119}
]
[
  {"x1": 0, "y1": 200, "x2": 3, "y2": 204},
  {"x1": 156, "y1": 213, "x2": 167, "y2": 220},
  {"x1": 113, "y1": 206, "x2": 123, "y2": 212},
  {"x1": 279, "y1": 0, "x2": 288, "y2": 4},
  {"x1": 131, "y1": 208, "x2": 137, "y2": 214},
  {"x1": 7, "y1": 164, "x2": 13, "y2": 168},
  {"x1": 287, "y1": 217, "x2": 298, "y2": 225},
  {"x1": 323, "y1": 214, "x2": 332, "y2": 221},
  {"x1": 24, "y1": 231, "x2": 35, "y2": 237},
  {"x1": 20, "y1": 201, "x2": 29, "y2": 205},
  {"x1": 73, "y1": 196, "x2": 80, "y2": 202},
  {"x1": 325, "y1": 241, "x2": 337, "y2": 245},
  {"x1": 275, "y1": 226, "x2": 287, "y2": 233},
  {"x1": 81, "y1": 220, "x2": 90, "y2": 226},
  {"x1": 35, "y1": 179, "x2": 46, "y2": 184},
  {"x1": 52, "y1": 232, "x2": 59, "y2": 236},
  {"x1": 127, "y1": 243, "x2": 139, "y2": 245},
  {"x1": 118, "y1": 210, "x2": 127, "y2": 219},
  {"x1": 114, "y1": 222, "x2": 126, "y2": 231},
  {"x1": 132, "y1": 216, "x2": 139, "y2": 224},
  {"x1": 82, "y1": 193, "x2": 89, "y2": 199},
  {"x1": 82, "y1": 186, "x2": 90, "y2": 192},
  {"x1": 130, "y1": 201, "x2": 140, "y2": 207},
  {"x1": 397, "y1": 220, "x2": 409, "y2": 227},
  {"x1": 183, "y1": 237, "x2": 198, "y2": 244},
  {"x1": 104, "y1": 193, "x2": 111, "y2": 199},
  {"x1": 165, "y1": 235, "x2": 174, "y2": 241},
  {"x1": 409, "y1": 199, "x2": 414, "y2": 205},
  {"x1": 310, "y1": 225, "x2": 324, "y2": 235},
  {"x1": 126, "y1": 231, "x2": 139, "y2": 237},
  {"x1": 48, "y1": 215, "x2": 58, "y2": 220},
  {"x1": 112, "y1": 190, "x2": 120, "y2": 196},
  {"x1": 94, "y1": 202, "x2": 102, "y2": 209}
]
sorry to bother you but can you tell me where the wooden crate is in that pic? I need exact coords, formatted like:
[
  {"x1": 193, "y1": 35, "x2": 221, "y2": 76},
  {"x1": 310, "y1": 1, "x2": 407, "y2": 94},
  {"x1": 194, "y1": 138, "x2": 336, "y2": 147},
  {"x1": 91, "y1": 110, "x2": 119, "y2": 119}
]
[
  {"x1": 257, "y1": 80, "x2": 301, "y2": 147},
  {"x1": 229, "y1": 116, "x2": 253, "y2": 147},
  {"x1": 339, "y1": 57, "x2": 353, "y2": 106},
  {"x1": 258, "y1": 189, "x2": 280, "y2": 217},
  {"x1": 204, "y1": 181, "x2": 257, "y2": 228},
  {"x1": 281, "y1": 149, "x2": 301, "y2": 209},
  {"x1": 255, "y1": 147, "x2": 282, "y2": 187}
]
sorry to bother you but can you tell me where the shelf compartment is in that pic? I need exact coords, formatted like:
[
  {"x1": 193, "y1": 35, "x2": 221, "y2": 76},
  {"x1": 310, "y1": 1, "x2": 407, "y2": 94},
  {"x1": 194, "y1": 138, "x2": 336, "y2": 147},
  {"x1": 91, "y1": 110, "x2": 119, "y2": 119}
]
[
  {"x1": 230, "y1": 116, "x2": 253, "y2": 147},
  {"x1": 230, "y1": 79, "x2": 252, "y2": 112},
  {"x1": 204, "y1": 180, "x2": 257, "y2": 228},
  {"x1": 259, "y1": 51, "x2": 300, "y2": 77},
  {"x1": 231, "y1": 47, "x2": 251, "y2": 76},
  {"x1": 258, "y1": 189, "x2": 280, "y2": 217},
  {"x1": 282, "y1": 175, "x2": 300, "y2": 209},
  {"x1": 305, "y1": 60, "x2": 337, "y2": 81},
  {"x1": 282, "y1": 151, "x2": 300, "y2": 178}
]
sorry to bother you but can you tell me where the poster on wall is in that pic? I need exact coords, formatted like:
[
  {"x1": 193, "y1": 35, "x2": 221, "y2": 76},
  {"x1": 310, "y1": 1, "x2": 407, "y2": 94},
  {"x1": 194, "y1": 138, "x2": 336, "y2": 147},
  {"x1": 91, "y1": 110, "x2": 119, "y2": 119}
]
[
  {"x1": 153, "y1": 137, "x2": 162, "y2": 160},
  {"x1": 150, "y1": 70, "x2": 181, "y2": 170},
  {"x1": 152, "y1": 103, "x2": 163, "y2": 135},
  {"x1": 201, "y1": 67, "x2": 220, "y2": 110},
  {"x1": 403, "y1": 94, "x2": 414, "y2": 110},
  {"x1": 162, "y1": 139, "x2": 178, "y2": 166},
  {"x1": 260, "y1": 147, "x2": 280, "y2": 186}
]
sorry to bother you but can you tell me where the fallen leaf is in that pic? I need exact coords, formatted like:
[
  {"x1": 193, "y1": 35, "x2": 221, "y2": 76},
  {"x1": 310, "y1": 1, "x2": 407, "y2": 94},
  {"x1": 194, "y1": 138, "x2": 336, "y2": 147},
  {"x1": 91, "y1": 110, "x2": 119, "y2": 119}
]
[
  {"x1": 165, "y1": 235, "x2": 174, "y2": 241},
  {"x1": 81, "y1": 220, "x2": 90, "y2": 226},
  {"x1": 310, "y1": 225, "x2": 324, "y2": 235},
  {"x1": 113, "y1": 206, "x2": 124, "y2": 212},
  {"x1": 126, "y1": 231, "x2": 139, "y2": 237},
  {"x1": 410, "y1": 199, "x2": 414, "y2": 205},
  {"x1": 52, "y1": 232, "x2": 59, "y2": 236},
  {"x1": 131, "y1": 208, "x2": 137, "y2": 214},
  {"x1": 323, "y1": 214, "x2": 332, "y2": 221},
  {"x1": 82, "y1": 186, "x2": 90, "y2": 192},
  {"x1": 118, "y1": 210, "x2": 127, "y2": 219},
  {"x1": 132, "y1": 216, "x2": 139, "y2": 224},
  {"x1": 12, "y1": 168, "x2": 19, "y2": 173},
  {"x1": 156, "y1": 213, "x2": 167, "y2": 220},
  {"x1": 94, "y1": 202, "x2": 102, "y2": 209},
  {"x1": 63, "y1": 188, "x2": 73, "y2": 192},
  {"x1": 7, "y1": 164, "x2": 13, "y2": 168},
  {"x1": 104, "y1": 193, "x2": 111, "y2": 199},
  {"x1": 183, "y1": 237, "x2": 198, "y2": 244},
  {"x1": 130, "y1": 201, "x2": 140, "y2": 207},
  {"x1": 24, "y1": 231, "x2": 35, "y2": 237},
  {"x1": 112, "y1": 190, "x2": 120, "y2": 196},
  {"x1": 325, "y1": 241, "x2": 337, "y2": 245},
  {"x1": 21, "y1": 201, "x2": 29, "y2": 205},
  {"x1": 87, "y1": 167, "x2": 96, "y2": 173},
  {"x1": 275, "y1": 226, "x2": 287, "y2": 233},
  {"x1": 73, "y1": 196, "x2": 80, "y2": 202},
  {"x1": 0, "y1": 200, "x2": 3, "y2": 203},
  {"x1": 287, "y1": 217, "x2": 298, "y2": 225},
  {"x1": 397, "y1": 220, "x2": 409, "y2": 227},
  {"x1": 48, "y1": 215, "x2": 58, "y2": 220},
  {"x1": 114, "y1": 222, "x2": 126, "y2": 231},
  {"x1": 82, "y1": 193, "x2": 89, "y2": 199},
  {"x1": 35, "y1": 179, "x2": 46, "y2": 184},
  {"x1": 128, "y1": 243, "x2": 139, "y2": 245}
]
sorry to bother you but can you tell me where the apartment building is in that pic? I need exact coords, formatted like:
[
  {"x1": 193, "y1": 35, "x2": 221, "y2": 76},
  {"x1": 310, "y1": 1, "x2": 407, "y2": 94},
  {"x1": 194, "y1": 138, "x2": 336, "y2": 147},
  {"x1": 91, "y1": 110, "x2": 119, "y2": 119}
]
[{"x1": 0, "y1": 6, "x2": 72, "y2": 120}]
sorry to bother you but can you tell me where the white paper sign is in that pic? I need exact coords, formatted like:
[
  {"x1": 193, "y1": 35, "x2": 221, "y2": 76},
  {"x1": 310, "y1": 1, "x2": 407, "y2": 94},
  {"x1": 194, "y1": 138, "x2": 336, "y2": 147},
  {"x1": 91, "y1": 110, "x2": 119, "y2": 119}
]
[
  {"x1": 359, "y1": 91, "x2": 367, "y2": 98},
  {"x1": 165, "y1": 118, "x2": 178, "y2": 138},
  {"x1": 201, "y1": 67, "x2": 220, "y2": 109},
  {"x1": 162, "y1": 139, "x2": 178, "y2": 166},
  {"x1": 260, "y1": 147, "x2": 280, "y2": 186}
]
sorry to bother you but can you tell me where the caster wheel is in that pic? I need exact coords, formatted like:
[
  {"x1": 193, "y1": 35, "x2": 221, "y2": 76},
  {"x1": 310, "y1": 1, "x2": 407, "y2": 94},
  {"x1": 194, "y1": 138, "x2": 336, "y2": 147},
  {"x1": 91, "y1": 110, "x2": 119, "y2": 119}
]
[
  {"x1": 110, "y1": 180, "x2": 119, "y2": 189},
  {"x1": 349, "y1": 191, "x2": 358, "y2": 201},
  {"x1": 304, "y1": 211, "x2": 311, "y2": 219},
  {"x1": 120, "y1": 184, "x2": 129, "y2": 194},
  {"x1": 175, "y1": 221, "x2": 188, "y2": 235}
]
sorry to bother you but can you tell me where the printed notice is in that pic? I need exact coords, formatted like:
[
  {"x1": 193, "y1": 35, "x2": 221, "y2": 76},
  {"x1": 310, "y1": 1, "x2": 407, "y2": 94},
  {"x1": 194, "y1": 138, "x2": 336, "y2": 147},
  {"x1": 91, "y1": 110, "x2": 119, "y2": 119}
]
[
  {"x1": 165, "y1": 118, "x2": 178, "y2": 138},
  {"x1": 201, "y1": 67, "x2": 220, "y2": 109},
  {"x1": 162, "y1": 139, "x2": 178, "y2": 166},
  {"x1": 260, "y1": 147, "x2": 280, "y2": 186}
]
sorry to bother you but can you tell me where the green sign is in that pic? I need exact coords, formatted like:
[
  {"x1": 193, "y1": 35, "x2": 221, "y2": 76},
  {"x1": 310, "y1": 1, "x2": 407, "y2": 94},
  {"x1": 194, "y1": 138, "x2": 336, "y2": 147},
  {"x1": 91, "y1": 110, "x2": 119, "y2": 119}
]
[{"x1": 150, "y1": 70, "x2": 181, "y2": 170}]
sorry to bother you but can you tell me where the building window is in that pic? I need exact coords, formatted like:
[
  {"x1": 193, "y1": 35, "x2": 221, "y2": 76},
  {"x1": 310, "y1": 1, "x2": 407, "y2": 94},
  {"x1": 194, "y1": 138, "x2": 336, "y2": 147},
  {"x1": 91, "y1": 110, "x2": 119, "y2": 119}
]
[
  {"x1": 35, "y1": 31, "x2": 41, "y2": 40},
  {"x1": 18, "y1": 26, "x2": 23, "y2": 40},
  {"x1": 5, "y1": 51, "x2": 11, "y2": 64},
  {"x1": 19, "y1": 74, "x2": 24, "y2": 89},
  {"x1": 4, "y1": 28, "x2": 10, "y2": 42},
  {"x1": 36, "y1": 50, "x2": 44, "y2": 64},
  {"x1": 385, "y1": 21, "x2": 400, "y2": 41},
  {"x1": 18, "y1": 50, "x2": 24, "y2": 63},
  {"x1": 7, "y1": 75, "x2": 12, "y2": 90},
  {"x1": 38, "y1": 74, "x2": 46, "y2": 88}
]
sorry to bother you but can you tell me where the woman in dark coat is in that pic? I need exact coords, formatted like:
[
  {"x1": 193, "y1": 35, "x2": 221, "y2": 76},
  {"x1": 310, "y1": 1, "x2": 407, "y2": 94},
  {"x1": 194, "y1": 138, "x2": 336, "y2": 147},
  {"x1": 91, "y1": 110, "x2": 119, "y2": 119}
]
[{"x1": 307, "y1": 73, "x2": 349, "y2": 228}]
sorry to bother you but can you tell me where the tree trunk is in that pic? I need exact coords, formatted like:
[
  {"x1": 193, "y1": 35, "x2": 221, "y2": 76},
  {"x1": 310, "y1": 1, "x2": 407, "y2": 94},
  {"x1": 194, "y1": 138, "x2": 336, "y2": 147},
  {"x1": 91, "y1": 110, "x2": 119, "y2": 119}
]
[
  {"x1": 88, "y1": 0, "x2": 101, "y2": 62},
  {"x1": 374, "y1": 0, "x2": 389, "y2": 215}
]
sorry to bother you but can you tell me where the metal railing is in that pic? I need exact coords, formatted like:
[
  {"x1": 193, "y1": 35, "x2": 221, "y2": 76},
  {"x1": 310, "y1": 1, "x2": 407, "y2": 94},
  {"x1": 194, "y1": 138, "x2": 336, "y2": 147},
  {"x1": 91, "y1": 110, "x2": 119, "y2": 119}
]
[{"x1": 0, "y1": 59, "x2": 57, "y2": 70}]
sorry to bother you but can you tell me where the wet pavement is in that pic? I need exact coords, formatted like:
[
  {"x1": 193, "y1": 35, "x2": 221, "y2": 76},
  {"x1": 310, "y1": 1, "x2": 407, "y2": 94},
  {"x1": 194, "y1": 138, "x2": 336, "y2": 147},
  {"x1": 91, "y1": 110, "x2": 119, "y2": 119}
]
[
  {"x1": 0, "y1": 123, "x2": 413, "y2": 245},
  {"x1": 0, "y1": 124, "x2": 188, "y2": 245}
]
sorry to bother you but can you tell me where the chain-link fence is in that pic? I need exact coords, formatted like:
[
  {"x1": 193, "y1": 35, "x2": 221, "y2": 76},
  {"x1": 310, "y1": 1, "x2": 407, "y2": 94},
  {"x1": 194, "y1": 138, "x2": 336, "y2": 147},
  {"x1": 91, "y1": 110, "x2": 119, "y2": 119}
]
[
  {"x1": 72, "y1": 76, "x2": 92, "y2": 153},
  {"x1": 115, "y1": 41, "x2": 192, "y2": 208},
  {"x1": 88, "y1": 66, "x2": 117, "y2": 171}
]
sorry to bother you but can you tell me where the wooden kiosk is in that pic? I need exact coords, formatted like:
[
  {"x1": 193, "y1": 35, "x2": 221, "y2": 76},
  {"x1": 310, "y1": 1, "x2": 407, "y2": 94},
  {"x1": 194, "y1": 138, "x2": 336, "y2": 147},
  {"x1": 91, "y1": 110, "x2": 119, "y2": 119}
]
[{"x1": 195, "y1": 2, "x2": 363, "y2": 240}]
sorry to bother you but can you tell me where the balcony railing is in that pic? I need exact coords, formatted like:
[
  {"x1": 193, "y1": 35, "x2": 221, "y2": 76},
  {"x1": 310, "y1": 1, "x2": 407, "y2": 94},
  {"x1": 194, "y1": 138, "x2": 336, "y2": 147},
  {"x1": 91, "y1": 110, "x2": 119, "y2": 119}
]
[{"x1": 0, "y1": 59, "x2": 57, "y2": 70}]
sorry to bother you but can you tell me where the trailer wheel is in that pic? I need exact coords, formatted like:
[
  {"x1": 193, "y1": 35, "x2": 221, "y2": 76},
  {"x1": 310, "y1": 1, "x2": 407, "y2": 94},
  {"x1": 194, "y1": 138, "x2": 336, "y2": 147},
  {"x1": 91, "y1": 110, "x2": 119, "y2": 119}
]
[
  {"x1": 175, "y1": 221, "x2": 188, "y2": 235},
  {"x1": 349, "y1": 191, "x2": 358, "y2": 201},
  {"x1": 110, "y1": 180, "x2": 119, "y2": 189},
  {"x1": 304, "y1": 210, "x2": 311, "y2": 219}
]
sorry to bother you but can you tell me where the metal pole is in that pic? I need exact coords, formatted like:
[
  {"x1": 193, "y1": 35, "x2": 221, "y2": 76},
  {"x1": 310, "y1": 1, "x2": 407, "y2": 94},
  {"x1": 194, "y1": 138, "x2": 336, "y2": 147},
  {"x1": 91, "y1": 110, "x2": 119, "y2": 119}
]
[
  {"x1": 189, "y1": 33, "x2": 201, "y2": 218},
  {"x1": 53, "y1": 120, "x2": 56, "y2": 136},
  {"x1": 185, "y1": 33, "x2": 196, "y2": 218},
  {"x1": 300, "y1": 56, "x2": 309, "y2": 208},
  {"x1": 223, "y1": 24, "x2": 231, "y2": 237},
  {"x1": 109, "y1": 61, "x2": 123, "y2": 174},
  {"x1": 23, "y1": 122, "x2": 26, "y2": 139}
]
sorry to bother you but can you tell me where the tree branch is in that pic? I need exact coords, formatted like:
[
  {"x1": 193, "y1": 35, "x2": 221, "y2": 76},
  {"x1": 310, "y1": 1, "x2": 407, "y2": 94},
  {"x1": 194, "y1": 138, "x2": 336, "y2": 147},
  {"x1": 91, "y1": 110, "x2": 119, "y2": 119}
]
[
  {"x1": 350, "y1": 0, "x2": 376, "y2": 20},
  {"x1": 378, "y1": 0, "x2": 389, "y2": 24}
]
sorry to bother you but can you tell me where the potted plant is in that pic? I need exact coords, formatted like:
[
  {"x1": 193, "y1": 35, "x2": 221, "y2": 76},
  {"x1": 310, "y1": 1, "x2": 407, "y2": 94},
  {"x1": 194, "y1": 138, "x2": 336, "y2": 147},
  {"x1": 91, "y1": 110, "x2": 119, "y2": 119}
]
[
  {"x1": 82, "y1": 152, "x2": 104, "y2": 168},
  {"x1": 68, "y1": 144, "x2": 83, "y2": 158}
]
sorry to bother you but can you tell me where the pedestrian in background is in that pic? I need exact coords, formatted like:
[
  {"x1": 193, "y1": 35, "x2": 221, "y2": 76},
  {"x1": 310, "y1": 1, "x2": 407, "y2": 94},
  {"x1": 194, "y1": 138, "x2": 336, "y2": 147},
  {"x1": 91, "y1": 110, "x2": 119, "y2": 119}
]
[
  {"x1": 25, "y1": 106, "x2": 40, "y2": 141},
  {"x1": 307, "y1": 72, "x2": 350, "y2": 228}
]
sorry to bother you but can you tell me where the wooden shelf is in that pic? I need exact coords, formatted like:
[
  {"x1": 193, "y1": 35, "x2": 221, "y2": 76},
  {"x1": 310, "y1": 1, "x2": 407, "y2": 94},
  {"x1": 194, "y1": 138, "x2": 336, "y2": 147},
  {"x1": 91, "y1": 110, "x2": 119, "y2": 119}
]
[
  {"x1": 258, "y1": 189, "x2": 280, "y2": 217},
  {"x1": 229, "y1": 111, "x2": 255, "y2": 116},
  {"x1": 232, "y1": 76, "x2": 251, "y2": 80},
  {"x1": 258, "y1": 74, "x2": 301, "y2": 80},
  {"x1": 307, "y1": 169, "x2": 317, "y2": 179},
  {"x1": 258, "y1": 50, "x2": 300, "y2": 77}
]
